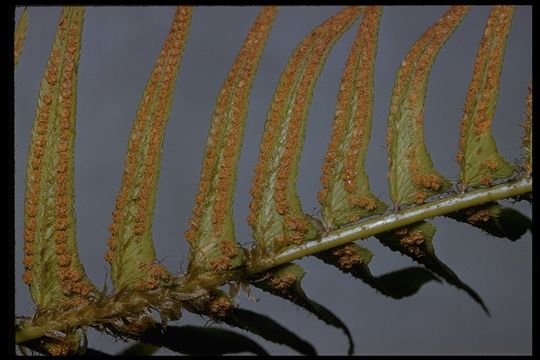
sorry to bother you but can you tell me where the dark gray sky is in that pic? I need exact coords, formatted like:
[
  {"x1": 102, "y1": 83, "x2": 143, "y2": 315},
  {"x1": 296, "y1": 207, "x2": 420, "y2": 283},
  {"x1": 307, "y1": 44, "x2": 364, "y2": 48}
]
[{"x1": 14, "y1": 6, "x2": 531, "y2": 355}]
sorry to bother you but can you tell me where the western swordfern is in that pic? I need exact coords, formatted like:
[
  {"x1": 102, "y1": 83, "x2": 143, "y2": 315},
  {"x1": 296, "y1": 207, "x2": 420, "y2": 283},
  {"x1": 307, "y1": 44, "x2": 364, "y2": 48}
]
[{"x1": 14, "y1": 5, "x2": 531, "y2": 356}]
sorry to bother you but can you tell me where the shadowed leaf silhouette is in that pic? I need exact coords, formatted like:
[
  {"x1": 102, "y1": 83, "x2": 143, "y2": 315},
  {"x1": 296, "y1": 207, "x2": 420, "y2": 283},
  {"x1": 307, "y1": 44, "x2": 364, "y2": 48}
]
[{"x1": 138, "y1": 325, "x2": 268, "y2": 355}]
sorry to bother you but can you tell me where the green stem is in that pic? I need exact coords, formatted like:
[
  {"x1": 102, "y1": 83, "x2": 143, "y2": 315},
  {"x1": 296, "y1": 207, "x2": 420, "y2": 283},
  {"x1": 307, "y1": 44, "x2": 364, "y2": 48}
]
[
  {"x1": 15, "y1": 325, "x2": 50, "y2": 345},
  {"x1": 246, "y1": 177, "x2": 532, "y2": 274},
  {"x1": 15, "y1": 177, "x2": 531, "y2": 345},
  {"x1": 16, "y1": 305, "x2": 98, "y2": 344}
]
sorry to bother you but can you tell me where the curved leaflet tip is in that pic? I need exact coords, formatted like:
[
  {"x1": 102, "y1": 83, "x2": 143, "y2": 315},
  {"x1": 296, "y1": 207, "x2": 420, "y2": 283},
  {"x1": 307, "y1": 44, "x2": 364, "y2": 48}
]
[
  {"x1": 249, "y1": 6, "x2": 363, "y2": 261},
  {"x1": 387, "y1": 6, "x2": 469, "y2": 208},
  {"x1": 457, "y1": 6, "x2": 516, "y2": 190},
  {"x1": 14, "y1": 7, "x2": 28, "y2": 67},
  {"x1": 319, "y1": 6, "x2": 387, "y2": 228}
]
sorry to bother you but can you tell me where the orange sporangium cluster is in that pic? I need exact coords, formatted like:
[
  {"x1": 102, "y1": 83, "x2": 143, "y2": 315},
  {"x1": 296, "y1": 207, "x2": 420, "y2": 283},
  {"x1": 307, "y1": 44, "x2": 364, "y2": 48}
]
[
  {"x1": 23, "y1": 91, "x2": 53, "y2": 285},
  {"x1": 208, "y1": 295, "x2": 233, "y2": 318},
  {"x1": 22, "y1": 47, "x2": 65, "y2": 285},
  {"x1": 457, "y1": 6, "x2": 515, "y2": 165},
  {"x1": 481, "y1": 158, "x2": 499, "y2": 172},
  {"x1": 332, "y1": 245, "x2": 363, "y2": 270},
  {"x1": 138, "y1": 261, "x2": 171, "y2": 290},
  {"x1": 466, "y1": 209, "x2": 491, "y2": 224},
  {"x1": 209, "y1": 255, "x2": 232, "y2": 272},
  {"x1": 269, "y1": 271, "x2": 297, "y2": 295},
  {"x1": 46, "y1": 337, "x2": 80, "y2": 357},
  {"x1": 284, "y1": 216, "x2": 309, "y2": 245},
  {"x1": 406, "y1": 147, "x2": 443, "y2": 203},
  {"x1": 396, "y1": 227, "x2": 426, "y2": 258},
  {"x1": 472, "y1": 8, "x2": 514, "y2": 137},
  {"x1": 106, "y1": 7, "x2": 191, "y2": 270},
  {"x1": 54, "y1": 11, "x2": 94, "y2": 306},
  {"x1": 14, "y1": 9, "x2": 27, "y2": 66}
]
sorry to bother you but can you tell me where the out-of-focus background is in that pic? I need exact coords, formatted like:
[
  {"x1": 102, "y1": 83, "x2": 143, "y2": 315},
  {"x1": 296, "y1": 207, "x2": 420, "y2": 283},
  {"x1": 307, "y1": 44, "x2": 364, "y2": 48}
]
[{"x1": 14, "y1": 6, "x2": 531, "y2": 355}]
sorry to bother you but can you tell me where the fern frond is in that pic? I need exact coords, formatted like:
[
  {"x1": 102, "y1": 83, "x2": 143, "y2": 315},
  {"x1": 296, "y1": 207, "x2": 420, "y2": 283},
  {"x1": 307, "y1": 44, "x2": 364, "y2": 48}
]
[
  {"x1": 184, "y1": 7, "x2": 278, "y2": 277},
  {"x1": 14, "y1": 7, "x2": 28, "y2": 68},
  {"x1": 14, "y1": 6, "x2": 532, "y2": 355},
  {"x1": 457, "y1": 6, "x2": 515, "y2": 190},
  {"x1": 22, "y1": 6, "x2": 95, "y2": 311},
  {"x1": 387, "y1": 6, "x2": 469, "y2": 208},
  {"x1": 105, "y1": 7, "x2": 192, "y2": 290},
  {"x1": 318, "y1": 6, "x2": 387, "y2": 228}
]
